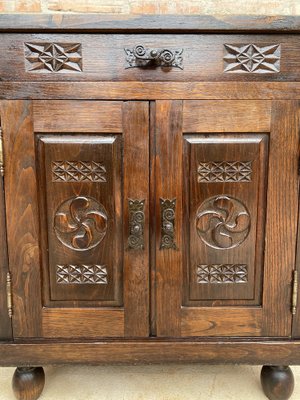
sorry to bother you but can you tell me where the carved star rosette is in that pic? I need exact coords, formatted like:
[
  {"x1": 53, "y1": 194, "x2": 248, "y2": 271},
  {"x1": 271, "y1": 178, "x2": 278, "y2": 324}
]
[
  {"x1": 24, "y1": 42, "x2": 82, "y2": 72},
  {"x1": 54, "y1": 196, "x2": 108, "y2": 251},
  {"x1": 196, "y1": 195, "x2": 251, "y2": 250},
  {"x1": 223, "y1": 43, "x2": 280, "y2": 73}
]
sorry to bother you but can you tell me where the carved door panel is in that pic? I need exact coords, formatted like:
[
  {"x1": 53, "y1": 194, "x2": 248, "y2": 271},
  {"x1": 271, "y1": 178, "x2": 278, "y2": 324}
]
[
  {"x1": 154, "y1": 100, "x2": 299, "y2": 337},
  {"x1": 1, "y1": 100, "x2": 149, "y2": 338}
]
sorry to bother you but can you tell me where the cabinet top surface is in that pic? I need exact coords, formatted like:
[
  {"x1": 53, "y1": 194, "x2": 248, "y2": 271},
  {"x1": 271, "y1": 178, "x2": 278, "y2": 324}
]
[{"x1": 0, "y1": 14, "x2": 300, "y2": 33}]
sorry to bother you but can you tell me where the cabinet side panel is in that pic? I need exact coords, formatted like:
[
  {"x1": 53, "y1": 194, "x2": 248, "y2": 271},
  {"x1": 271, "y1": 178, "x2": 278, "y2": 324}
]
[
  {"x1": 262, "y1": 101, "x2": 300, "y2": 336},
  {"x1": 2, "y1": 100, "x2": 42, "y2": 338},
  {"x1": 0, "y1": 105, "x2": 12, "y2": 338}
]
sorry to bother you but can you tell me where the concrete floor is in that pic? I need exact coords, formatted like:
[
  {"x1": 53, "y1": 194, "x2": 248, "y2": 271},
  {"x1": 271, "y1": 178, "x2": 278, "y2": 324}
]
[{"x1": 1, "y1": 364, "x2": 300, "y2": 399}]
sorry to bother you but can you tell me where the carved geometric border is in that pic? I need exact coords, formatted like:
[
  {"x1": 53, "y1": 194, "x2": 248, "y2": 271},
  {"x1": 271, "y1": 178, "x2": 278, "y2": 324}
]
[
  {"x1": 52, "y1": 161, "x2": 107, "y2": 182},
  {"x1": 197, "y1": 264, "x2": 248, "y2": 283},
  {"x1": 198, "y1": 161, "x2": 252, "y2": 183},
  {"x1": 56, "y1": 264, "x2": 108, "y2": 284}
]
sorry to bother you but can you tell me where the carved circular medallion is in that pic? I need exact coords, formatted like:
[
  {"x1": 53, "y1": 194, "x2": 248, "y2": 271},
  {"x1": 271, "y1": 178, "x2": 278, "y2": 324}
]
[
  {"x1": 54, "y1": 196, "x2": 108, "y2": 251},
  {"x1": 196, "y1": 195, "x2": 250, "y2": 250}
]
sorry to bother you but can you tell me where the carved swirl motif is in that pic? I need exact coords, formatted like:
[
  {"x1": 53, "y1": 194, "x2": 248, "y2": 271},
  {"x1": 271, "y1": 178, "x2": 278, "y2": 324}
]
[
  {"x1": 128, "y1": 199, "x2": 145, "y2": 250},
  {"x1": 54, "y1": 196, "x2": 108, "y2": 251},
  {"x1": 160, "y1": 198, "x2": 177, "y2": 250},
  {"x1": 125, "y1": 45, "x2": 183, "y2": 69},
  {"x1": 196, "y1": 195, "x2": 250, "y2": 250}
]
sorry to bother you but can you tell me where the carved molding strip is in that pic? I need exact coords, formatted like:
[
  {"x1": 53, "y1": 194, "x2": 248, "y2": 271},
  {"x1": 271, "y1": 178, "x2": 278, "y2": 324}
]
[
  {"x1": 54, "y1": 196, "x2": 108, "y2": 251},
  {"x1": 125, "y1": 45, "x2": 183, "y2": 69},
  {"x1": 198, "y1": 161, "x2": 252, "y2": 183},
  {"x1": 128, "y1": 199, "x2": 145, "y2": 250},
  {"x1": 52, "y1": 161, "x2": 107, "y2": 182},
  {"x1": 56, "y1": 264, "x2": 108, "y2": 284},
  {"x1": 196, "y1": 195, "x2": 251, "y2": 250},
  {"x1": 223, "y1": 43, "x2": 280, "y2": 73},
  {"x1": 24, "y1": 42, "x2": 82, "y2": 72},
  {"x1": 160, "y1": 198, "x2": 177, "y2": 250},
  {"x1": 197, "y1": 264, "x2": 248, "y2": 283}
]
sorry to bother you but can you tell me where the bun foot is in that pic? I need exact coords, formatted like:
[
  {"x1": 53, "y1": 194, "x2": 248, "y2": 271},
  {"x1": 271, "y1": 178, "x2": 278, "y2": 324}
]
[
  {"x1": 261, "y1": 365, "x2": 294, "y2": 400},
  {"x1": 12, "y1": 367, "x2": 45, "y2": 400}
]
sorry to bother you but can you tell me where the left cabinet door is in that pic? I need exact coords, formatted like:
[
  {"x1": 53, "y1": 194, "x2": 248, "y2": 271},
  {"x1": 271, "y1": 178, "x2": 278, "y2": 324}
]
[{"x1": 0, "y1": 100, "x2": 150, "y2": 339}]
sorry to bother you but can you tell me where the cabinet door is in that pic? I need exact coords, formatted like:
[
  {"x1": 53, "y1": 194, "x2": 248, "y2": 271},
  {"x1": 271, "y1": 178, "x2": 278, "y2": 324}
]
[
  {"x1": 154, "y1": 100, "x2": 299, "y2": 337},
  {"x1": 1, "y1": 100, "x2": 149, "y2": 339}
]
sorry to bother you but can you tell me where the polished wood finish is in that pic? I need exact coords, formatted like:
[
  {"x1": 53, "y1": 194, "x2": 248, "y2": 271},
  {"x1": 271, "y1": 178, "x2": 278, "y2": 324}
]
[
  {"x1": 261, "y1": 366, "x2": 294, "y2": 400},
  {"x1": 12, "y1": 367, "x2": 45, "y2": 400},
  {"x1": 2, "y1": 82, "x2": 300, "y2": 101},
  {"x1": 1, "y1": 340, "x2": 300, "y2": 366},
  {"x1": 1, "y1": 14, "x2": 300, "y2": 400},
  {"x1": 1, "y1": 101, "x2": 42, "y2": 338},
  {"x1": 0, "y1": 14, "x2": 300, "y2": 33}
]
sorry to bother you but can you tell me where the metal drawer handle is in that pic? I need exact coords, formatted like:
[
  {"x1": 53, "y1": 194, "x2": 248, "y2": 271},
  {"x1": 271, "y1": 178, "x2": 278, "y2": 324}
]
[{"x1": 125, "y1": 45, "x2": 183, "y2": 69}]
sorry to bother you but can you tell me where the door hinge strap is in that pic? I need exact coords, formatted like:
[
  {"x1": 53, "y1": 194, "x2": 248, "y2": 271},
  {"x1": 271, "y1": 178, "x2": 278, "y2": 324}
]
[
  {"x1": 0, "y1": 127, "x2": 4, "y2": 177},
  {"x1": 292, "y1": 270, "x2": 298, "y2": 315},
  {"x1": 6, "y1": 272, "x2": 12, "y2": 318}
]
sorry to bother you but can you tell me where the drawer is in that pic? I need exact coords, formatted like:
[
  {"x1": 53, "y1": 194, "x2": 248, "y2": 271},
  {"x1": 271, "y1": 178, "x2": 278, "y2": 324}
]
[{"x1": 1, "y1": 33, "x2": 300, "y2": 82}]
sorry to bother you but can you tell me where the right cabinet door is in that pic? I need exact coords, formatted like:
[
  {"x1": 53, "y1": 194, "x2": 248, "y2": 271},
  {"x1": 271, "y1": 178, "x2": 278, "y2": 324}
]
[{"x1": 154, "y1": 100, "x2": 299, "y2": 337}]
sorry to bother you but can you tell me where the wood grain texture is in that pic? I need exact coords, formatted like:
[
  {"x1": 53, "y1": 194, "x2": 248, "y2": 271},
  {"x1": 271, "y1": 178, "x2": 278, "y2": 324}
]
[
  {"x1": 42, "y1": 308, "x2": 124, "y2": 338},
  {"x1": 0, "y1": 109, "x2": 11, "y2": 339},
  {"x1": 1, "y1": 100, "x2": 42, "y2": 338},
  {"x1": 262, "y1": 101, "x2": 300, "y2": 336},
  {"x1": 183, "y1": 100, "x2": 271, "y2": 132},
  {"x1": 2, "y1": 82, "x2": 300, "y2": 100},
  {"x1": 33, "y1": 101, "x2": 123, "y2": 133},
  {"x1": 1, "y1": 34, "x2": 300, "y2": 83},
  {"x1": 181, "y1": 307, "x2": 262, "y2": 336},
  {"x1": 2, "y1": 339, "x2": 300, "y2": 366},
  {"x1": 123, "y1": 101, "x2": 149, "y2": 337},
  {"x1": 155, "y1": 100, "x2": 183, "y2": 337},
  {"x1": 0, "y1": 15, "x2": 299, "y2": 33}
]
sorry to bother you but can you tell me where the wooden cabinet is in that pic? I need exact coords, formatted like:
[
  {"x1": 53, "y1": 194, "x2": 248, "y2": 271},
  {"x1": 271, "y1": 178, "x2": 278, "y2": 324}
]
[{"x1": 1, "y1": 14, "x2": 300, "y2": 400}]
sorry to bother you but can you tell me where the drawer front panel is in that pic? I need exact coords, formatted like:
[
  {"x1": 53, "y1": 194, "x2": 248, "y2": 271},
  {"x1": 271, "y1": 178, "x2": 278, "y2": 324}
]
[{"x1": 1, "y1": 34, "x2": 300, "y2": 82}]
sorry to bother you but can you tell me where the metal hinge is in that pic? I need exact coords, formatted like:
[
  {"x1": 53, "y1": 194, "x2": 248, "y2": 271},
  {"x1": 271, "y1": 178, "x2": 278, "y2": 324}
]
[
  {"x1": 292, "y1": 270, "x2": 298, "y2": 315},
  {"x1": 6, "y1": 272, "x2": 12, "y2": 318},
  {"x1": 0, "y1": 126, "x2": 3, "y2": 177}
]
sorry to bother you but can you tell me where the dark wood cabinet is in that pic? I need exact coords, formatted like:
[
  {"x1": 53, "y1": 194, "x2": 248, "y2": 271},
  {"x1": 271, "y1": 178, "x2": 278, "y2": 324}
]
[{"x1": 1, "y1": 14, "x2": 300, "y2": 400}]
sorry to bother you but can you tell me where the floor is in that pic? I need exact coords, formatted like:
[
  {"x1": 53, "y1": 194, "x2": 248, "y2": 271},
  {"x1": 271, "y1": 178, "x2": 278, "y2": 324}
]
[{"x1": 1, "y1": 364, "x2": 300, "y2": 399}]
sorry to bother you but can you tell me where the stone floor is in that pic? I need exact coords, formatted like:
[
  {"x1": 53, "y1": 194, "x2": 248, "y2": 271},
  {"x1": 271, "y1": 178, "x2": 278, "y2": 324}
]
[{"x1": 1, "y1": 364, "x2": 300, "y2": 399}]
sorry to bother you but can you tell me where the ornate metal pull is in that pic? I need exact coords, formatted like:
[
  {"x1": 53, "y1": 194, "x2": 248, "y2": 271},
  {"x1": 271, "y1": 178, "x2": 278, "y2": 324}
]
[
  {"x1": 160, "y1": 198, "x2": 177, "y2": 250},
  {"x1": 125, "y1": 45, "x2": 183, "y2": 69},
  {"x1": 128, "y1": 199, "x2": 145, "y2": 250}
]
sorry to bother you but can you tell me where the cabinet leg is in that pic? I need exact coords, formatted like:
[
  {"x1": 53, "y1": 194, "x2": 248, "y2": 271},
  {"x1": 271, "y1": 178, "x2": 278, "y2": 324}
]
[
  {"x1": 260, "y1": 365, "x2": 294, "y2": 400},
  {"x1": 12, "y1": 367, "x2": 45, "y2": 400}
]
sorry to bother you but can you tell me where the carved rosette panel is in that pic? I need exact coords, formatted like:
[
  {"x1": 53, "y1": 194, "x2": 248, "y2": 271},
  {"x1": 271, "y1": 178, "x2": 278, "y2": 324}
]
[
  {"x1": 197, "y1": 264, "x2": 248, "y2": 284},
  {"x1": 223, "y1": 44, "x2": 280, "y2": 73},
  {"x1": 128, "y1": 199, "x2": 145, "y2": 250},
  {"x1": 54, "y1": 196, "x2": 108, "y2": 251},
  {"x1": 24, "y1": 42, "x2": 82, "y2": 72},
  {"x1": 52, "y1": 161, "x2": 106, "y2": 182},
  {"x1": 196, "y1": 195, "x2": 250, "y2": 250},
  {"x1": 56, "y1": 264, "x2": 108, "y2": 284},
  {"x1": 198, "y1": 161, "x2": 252, "y2": 183},
  {"x1": 160, "y1": 198, "x2": 177, "y2": 250}
]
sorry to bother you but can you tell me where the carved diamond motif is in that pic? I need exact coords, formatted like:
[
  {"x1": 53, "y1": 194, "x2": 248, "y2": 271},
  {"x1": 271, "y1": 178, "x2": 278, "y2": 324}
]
[
  {"x1": 56, "y1": 264, "x2": 108, "y2": 284},
  {"x1": 52, "y1": 161, "x2": 106, "y2": 182},
  {"x1": 24, "y1": 42, "x2": 82, "y2": 72},
  {"x1": 224, "y1": 44, "x2": 280, "y2": 73},
  {"x1": 197, "y1": 264, "x2": 248, "y2": 283},
  {"x1": 198, "y1": 161, "x2": 252, "y2": 182}
]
